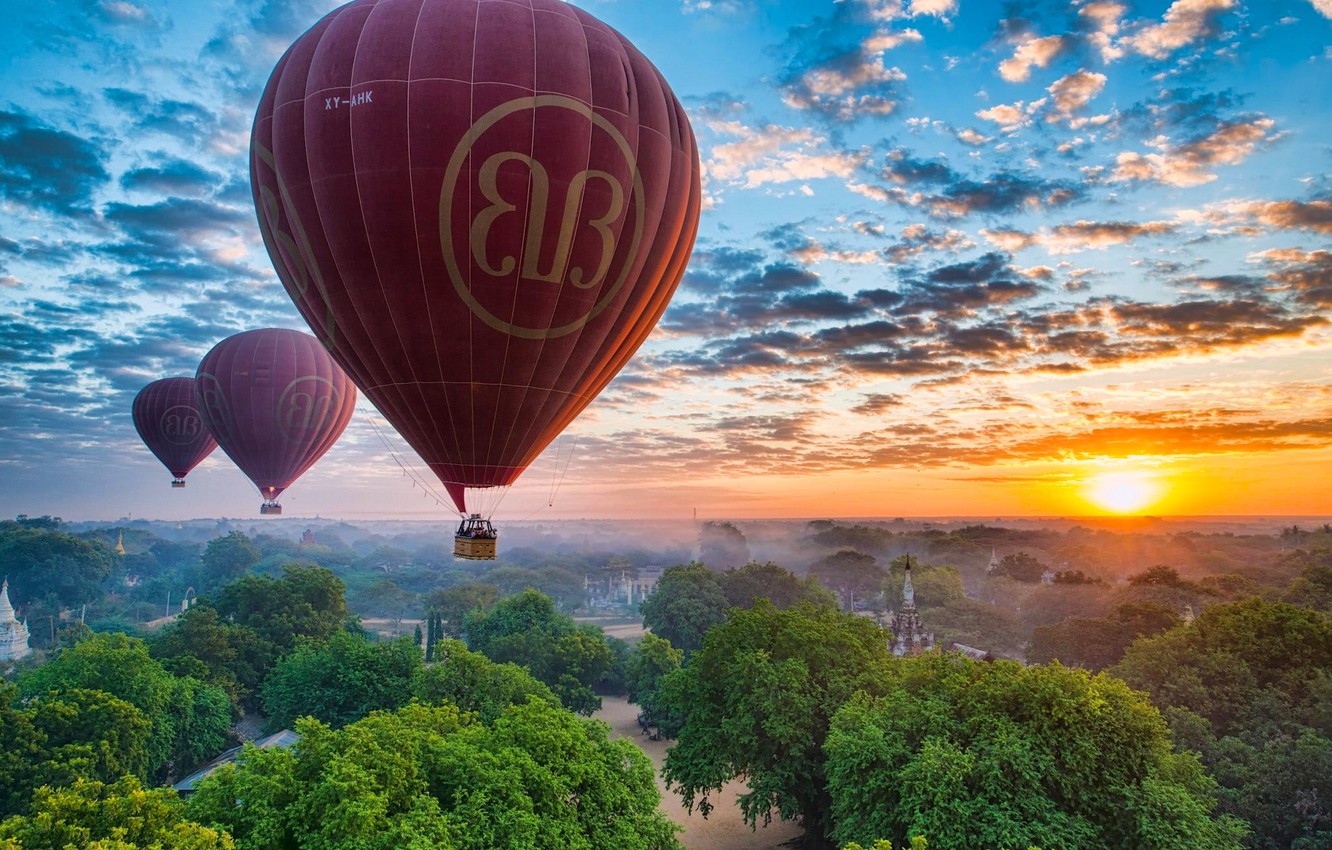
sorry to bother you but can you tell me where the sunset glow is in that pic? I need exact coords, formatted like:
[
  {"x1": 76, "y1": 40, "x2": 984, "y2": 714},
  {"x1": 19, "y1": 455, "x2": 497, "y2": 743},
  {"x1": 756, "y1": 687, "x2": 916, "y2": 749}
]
[{"x1": 1083, "y1": 471, "x2": 1165, "y2": 515}]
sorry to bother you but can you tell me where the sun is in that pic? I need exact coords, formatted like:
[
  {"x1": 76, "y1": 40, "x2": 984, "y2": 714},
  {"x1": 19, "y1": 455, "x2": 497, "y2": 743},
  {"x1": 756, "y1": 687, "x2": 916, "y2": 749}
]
[{"x1": 1082, "y1": 470, "x2": 1165, "y2": 514}]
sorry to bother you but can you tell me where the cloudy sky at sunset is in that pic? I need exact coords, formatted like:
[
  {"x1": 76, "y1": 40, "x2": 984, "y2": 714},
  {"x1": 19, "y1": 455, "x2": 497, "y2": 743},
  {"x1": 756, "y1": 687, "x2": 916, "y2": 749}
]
[{"x1": 2, "y1": 0, "x2": 1330, "y2": 522}]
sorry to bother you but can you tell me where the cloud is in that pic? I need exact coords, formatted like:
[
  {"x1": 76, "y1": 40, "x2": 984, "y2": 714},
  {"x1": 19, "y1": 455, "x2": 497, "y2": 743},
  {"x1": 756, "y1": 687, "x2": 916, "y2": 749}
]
[
  {"x1": 1126, "y1": 0, "x2": 1236, "y2": 60},
  {"x1": 975, "y1": 99, "x2": 1046, "y2": 133},
  {"x1": 956, "y1": 128, "x2": 992, "y2": 146},
  {"x1": 907, "y1": 0, "x2": 957, "y2": 18},
  {"x1": 1312, "y1": 0, "x2": 1332, "y2": 19},
  {"x1": 1111, "y1": 116, "x2": 1278, "y2": 187},
  {"x1": 704, "y1": 120, "x2": 866, "y2": 189},
  {"x1": 1079, "y1": 1, "x2": 1127, "y2": 62},
  {"x1": 1047, "y1": 70, "x2": 1107, "y2": 118},
  {"x1": 120, "y1": 156, "x2": 226, "y2": 197},
  {"x1": 981, "y1": 220, "x2": 1177, "y2": 254},
  {"x1": 0, "y1": 110, "x2": 109, "y2": 216},
  {"x1": 999, "y1": 34, "x2": 1066, "y2": 82},
  {"x1": 781, "y1": 27, "x2": 917, "y2": 121}
]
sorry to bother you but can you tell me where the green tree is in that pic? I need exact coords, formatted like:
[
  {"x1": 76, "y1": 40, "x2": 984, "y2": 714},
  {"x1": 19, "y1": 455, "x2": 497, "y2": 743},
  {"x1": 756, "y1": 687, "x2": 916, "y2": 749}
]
[
  {"x1": 661, "y1": 602, "x2": 893, "y2": 847},
  {"x1": 411, "y1": 638, "x2": 559, "y2": 723},
  {"x1": 19, "y1": 633, "x2": 230, "y2": 782},
  {"x1": 699, "y1": 521, "x2": 750, "y2": 569},
  {"x1": 625, "y1": 633, "x2": 683, "y2": 736},
  {"x1": 464, "y1": 590, "x2": 613, "y2": 715},
  {"x1": 1027, "y1": 601, "x2": 1181, "y2": 671},
  {"x1": 0, "y1": 684, "x2": 152, "y2": 817},
  {"x1": 198, "y1": 532, "x2": 260, "y2": 589},
  {"x1": 423, "y1": 582, "x2": 499, "y2": 637},
  {"x1": 639, "y1": 564, "x2": 728, "y2": 653},
  {"x1": 0, "y1": 524, "x2": 115, "y2": 609},
  {"x1": 721, "y1": 562, "x2": 837, "y2": 610},
  {"x1": 809, "y1": 550, "x2": 884, "y2": 612},
  {"x1": 186, "y1": 700, "x2": 680, "y2": 850},
  {"x1": 259, "y1": 632, "x2": 422, "y2": 731},
  {"x1": 0, "y1": 776, "x2": 232, "y2": 850},
  {"x1": 825, "y1": 655, "x2": 1245, "y2": 850},
  {"x1": 209, "y1": 565, "x2": 348, "y2": 654}
]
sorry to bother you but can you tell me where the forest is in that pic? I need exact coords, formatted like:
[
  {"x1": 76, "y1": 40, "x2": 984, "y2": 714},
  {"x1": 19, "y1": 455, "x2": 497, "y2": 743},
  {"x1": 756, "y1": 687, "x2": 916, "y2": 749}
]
[{"x1": 0, "y1": 513, "x2": 1328, "y2": 850}]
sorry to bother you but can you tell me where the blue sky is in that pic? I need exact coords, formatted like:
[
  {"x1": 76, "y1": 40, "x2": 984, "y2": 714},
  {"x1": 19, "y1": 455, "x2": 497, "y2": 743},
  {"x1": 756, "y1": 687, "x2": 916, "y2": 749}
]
[{"x1": 1, "y1": 0, "x2": 1330, "y2": 522}]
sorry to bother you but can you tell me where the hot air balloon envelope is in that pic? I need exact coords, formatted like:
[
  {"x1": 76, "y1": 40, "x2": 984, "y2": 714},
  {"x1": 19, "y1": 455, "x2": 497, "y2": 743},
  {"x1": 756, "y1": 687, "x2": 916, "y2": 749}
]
[
  {"x1": 132, "y1": 377, "x2": 217, "y2": 487},
  {"x1": 195, "y1": 328, "x2": 356, "y2": 514},
  {"x1": 251, "y1": 0, "x2": 701, "y2": 516}
]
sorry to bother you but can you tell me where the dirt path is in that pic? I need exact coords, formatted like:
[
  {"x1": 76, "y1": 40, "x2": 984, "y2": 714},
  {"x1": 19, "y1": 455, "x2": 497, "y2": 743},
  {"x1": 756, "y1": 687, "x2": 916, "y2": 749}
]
[{"x1": 594, "y1": 696, "x2": 801, "y2": 850}]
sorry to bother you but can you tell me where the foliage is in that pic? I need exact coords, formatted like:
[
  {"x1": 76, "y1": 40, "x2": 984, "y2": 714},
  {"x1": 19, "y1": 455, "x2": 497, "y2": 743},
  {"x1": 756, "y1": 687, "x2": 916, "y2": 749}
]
[
  {"x1": 18, "y1": 633, "x2": 230, "y2": 782},
  {"x1": 186, "y1": 700, "x2": 680, "y2": 850},
  {"x1": 423, "y1": 582, "x2": 499, "y2": 636},
  {"x1": 411, "y1": 639, "x2": 559, "y2": 723},
  {"x1": 624, "y1": 633, "x2": 683, "y2": 736},
  {"x1": 463, "y1": 589, "x2": 612, "y2": 715},
  {"x1": 809, "y1": 550, "x2": 884, "y2": 611},
  {"x1": 0, "y1": 684, "x2": 151, "y2": 817},
  {"x1": 639, "y1": 564, "x2": 728, "y2": 653},
  {"x1": 0, "y1": 776, "x2": 232, "y2": 850},
  {"x1": 1026, "y1": 601, "x2": 1181, "y2": 671},
  {"x1": 825, "y1": 654, "x2": 1245, "y2": 850},
  {"x1": 993, "y1": 551, "x2": 1046, "y2": 583},
  {"x1": 198, "y1": 532, "x2": 260, "y2": 590},
  {"x1": 807, "y1": 524, "x2": 896, "y2": 558},
  {"x1": 1113, "y1": 598, "x2": 1332, "y2": 849},
  {"x1": 660, "y1": 602, "x2": 894, "y2": 847},
  {"x1": 882, "y1": 558, "x2": 964, "y2": 613},
  {"x1": 721, "y1": 561, "x2": 838, "y2": 610},
  {"x1": 208, "y1": 565, "x2": 348, "y2": 655},
  {"x1": 259, "y1": 632, "x2": 422, "y2": 731},
  {"x1": 698, "y1": 521, "x2": 750, "y2": 569},
  {"x1": 0, "y1": 524, "x2": 115, "y2": 609}
]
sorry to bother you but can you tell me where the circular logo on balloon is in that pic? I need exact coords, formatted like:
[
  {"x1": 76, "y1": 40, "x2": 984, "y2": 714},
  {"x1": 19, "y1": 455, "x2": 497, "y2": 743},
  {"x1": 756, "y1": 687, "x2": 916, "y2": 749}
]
[
  {"x1": 439, "y1": 95, "x2": 646, "y2": 340},
  {"x1": 194, "y1": 372, "x2": 233, "y2": 444},
  {"x1": 160, "y1": 405, "x2": 205, "y2": 446},
  {"x1": 276, "y1": 375, "x2": 343, "y2": 445}
]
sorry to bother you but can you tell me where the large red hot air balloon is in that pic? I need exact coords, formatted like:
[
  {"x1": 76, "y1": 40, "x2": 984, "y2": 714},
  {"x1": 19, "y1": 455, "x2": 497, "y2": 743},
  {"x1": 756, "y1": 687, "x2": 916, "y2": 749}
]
[
  {"x1": 250, "y1": 0, "x2": 700, "y2": 521},
  {"x1": 195, "y1": 328, "x2": 356, "y2": 515},
  {"x1": 132, "y1": 377, "x2": 217, "y2": 488}
]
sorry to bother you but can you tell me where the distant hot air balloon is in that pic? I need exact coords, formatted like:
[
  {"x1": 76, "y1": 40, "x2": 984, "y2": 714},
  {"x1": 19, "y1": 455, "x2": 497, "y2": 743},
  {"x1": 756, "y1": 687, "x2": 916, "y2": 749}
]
[
  {"x1": 132, "y1": 377, "x2": 217, "y2": 488},
  {"x1": 195, "y1": 328, "x2": 356, "y2": 515},
  {"x1": 251, "y1": 0, "x2": 700, "y2": 552}
]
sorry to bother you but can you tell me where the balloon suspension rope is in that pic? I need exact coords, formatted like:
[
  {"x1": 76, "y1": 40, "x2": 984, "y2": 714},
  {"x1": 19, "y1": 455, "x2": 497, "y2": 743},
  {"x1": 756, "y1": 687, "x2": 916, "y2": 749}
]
[{"x1": 362, "y1": 411, "x2": 462, "y2": 518}]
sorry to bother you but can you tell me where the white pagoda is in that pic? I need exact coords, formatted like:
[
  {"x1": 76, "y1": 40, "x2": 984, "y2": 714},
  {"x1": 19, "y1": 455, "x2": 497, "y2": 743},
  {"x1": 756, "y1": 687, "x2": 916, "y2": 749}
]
[{"x1": 0, "y1": 580, "x2": 32, "y2": 662}]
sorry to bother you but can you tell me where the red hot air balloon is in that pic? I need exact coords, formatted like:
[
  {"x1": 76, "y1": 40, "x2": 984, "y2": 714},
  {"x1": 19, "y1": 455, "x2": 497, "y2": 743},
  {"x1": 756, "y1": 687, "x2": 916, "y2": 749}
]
[
  {"x1": 195, "y1": 328, "x2": 356, "y2": 515},
  {"x1": 251, "y1": 0, "x2": 700, "y2": 527},
  {"x1": 132, "y1": 377, "x2": 218, "y2": 488}
]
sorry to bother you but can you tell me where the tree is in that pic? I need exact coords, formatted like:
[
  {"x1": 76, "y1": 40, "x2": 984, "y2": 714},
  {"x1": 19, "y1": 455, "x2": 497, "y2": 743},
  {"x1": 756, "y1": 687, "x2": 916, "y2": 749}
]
[
  {"x1": 1027, "y1": 601, "x2": 1181, "y2": 671},
  {"x1": 639, "y1": 564, "x2": 728, "y2": 653},
  {"x1": 411, "y1": 638, "x2": 559, "y2": 724},
  {"x1": 209, "y1": 565, "x2": 348, "y2": 654},
  {"x1": 424, "y1": 582, "x2": 499, "y2": 637},
  {"x1": 18, "y1": 633, "x2": 230, "y2": 782},
  {"x1": 825, "y1": 655, "x2": 1246, "y2": 850},
  {"x1": 699, "y1": 521, "x2": 750, "y2": 569},
  {"x1": 463, "y1": 590, "x2": 614, "y2": 715},
  {"x1": 721, "y1": 562, "x2": 837, "y2": 610},
  {"x1": 1113, "y1": 598, "x2": 1332, "y2": 850},
  {"x1": 186, "y1": 700, "x2": 680, "y2": 850},
  {"x1": 0, "y1": 684, "x2": 152, "y2": 817},
  {"x1": 0, "y1": 776, "x2": 232, "y2": 850},
  {"x1": 809, "y1": 550, "x2": 885, "y2": 612},
  {"x1": 198, "y1": 532, "x2": 260, "y2": 589},
  {"x1": 0, "y1": 524, "x2": 115, "y2": 609},
  {"x1": 661, "y1": 602, "x2": 894, "y2": 847},
  {"x1": 625, "y1": 633, "x2": 683, "y2": 736},
  {"x1": 259, "y1": 632, "x2": 422, "y2": 731},
  {"x1": 993, "y1": 551, "x2": 1046, "y2": 583}
]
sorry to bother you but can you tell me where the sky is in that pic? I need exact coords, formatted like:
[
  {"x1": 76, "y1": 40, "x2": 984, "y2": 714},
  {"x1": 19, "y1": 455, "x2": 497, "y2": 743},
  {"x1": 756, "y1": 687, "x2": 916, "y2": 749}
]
[{"x1": 1, "y1": 0, "x2": 1330, "y2": 523}]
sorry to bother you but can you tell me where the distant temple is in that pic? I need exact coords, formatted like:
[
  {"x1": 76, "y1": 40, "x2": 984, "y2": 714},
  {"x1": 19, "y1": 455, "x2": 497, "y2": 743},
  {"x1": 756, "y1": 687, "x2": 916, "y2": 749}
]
[
  {"x1": 115, "y1": 531, "x2": 126, "y2": 556},
  {"x1": 0, "y1": 580, "x2": 32, "y2": 663},
  {"x1": 987, "y1": 548, "x2": 1000, "y2": 576},
  {"x1": 300, "y1": 528, "x2": 317, "y2": 547},
  {"x1": 890, "y1": 562, "x2": 934, "y2": 656}
]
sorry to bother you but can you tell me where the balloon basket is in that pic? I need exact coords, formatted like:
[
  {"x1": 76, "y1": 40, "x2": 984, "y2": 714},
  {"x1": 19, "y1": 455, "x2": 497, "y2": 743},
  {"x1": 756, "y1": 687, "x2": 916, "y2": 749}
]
[
  {"x1": 454, "y1": 535, "x2": 497, "y2": 560},
  {"x1": 171, "y1": 479, "x2": 186, "y2": 489},
  {"x1": 260, "y1": 502, "x2": 283, "y2": 515}
]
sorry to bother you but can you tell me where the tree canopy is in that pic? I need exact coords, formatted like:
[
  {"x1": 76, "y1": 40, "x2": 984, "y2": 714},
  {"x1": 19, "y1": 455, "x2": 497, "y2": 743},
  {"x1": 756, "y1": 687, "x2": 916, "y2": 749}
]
[
  {"x1": 639, "y1": 563, "x2": 728, "y2": 654},
  {"x1": 185, "y1": 700, "x2": 680, "y2": 850},
  {"x1": 259, "y1": 632, "x2": 422, "y2": 732}
]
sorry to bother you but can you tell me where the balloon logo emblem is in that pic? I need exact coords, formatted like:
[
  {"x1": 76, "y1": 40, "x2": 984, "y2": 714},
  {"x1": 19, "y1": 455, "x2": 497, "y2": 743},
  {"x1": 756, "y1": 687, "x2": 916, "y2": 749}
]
[
  {"x1": 277, "y1": 375, "x2": 343, "y2": 444},
  {"x1": 440, "y1": 95, "x2": 647, "y2": 340},
  {"x1": 160, "y1": 405, "x2": 203, "y2": 445}
]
